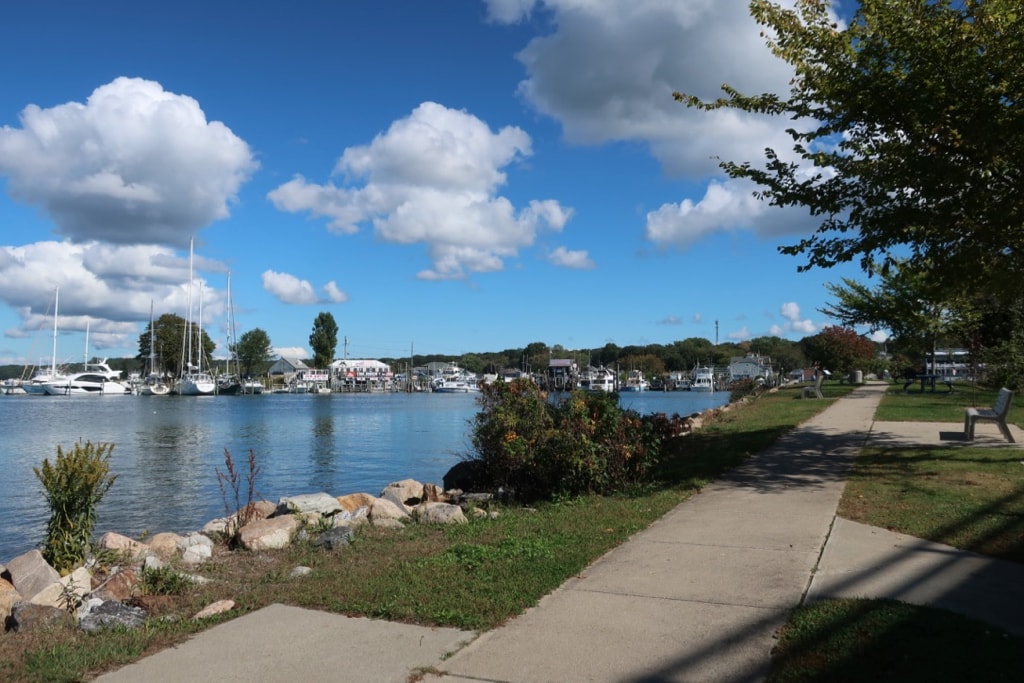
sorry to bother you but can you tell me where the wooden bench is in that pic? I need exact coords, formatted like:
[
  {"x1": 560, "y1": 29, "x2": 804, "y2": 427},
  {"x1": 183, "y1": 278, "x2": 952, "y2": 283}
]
[
  {"x1": 801, "y1": 373, "x2": 825, "y2": 399},
  {"x1": 964, "y1": 387, "x2": 1015, "y2": 442}
]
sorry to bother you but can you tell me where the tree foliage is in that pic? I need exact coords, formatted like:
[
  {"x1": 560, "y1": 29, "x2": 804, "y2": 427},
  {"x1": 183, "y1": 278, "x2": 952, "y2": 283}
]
[
  {"x1": 235, "y1": 328, "x2": 274, "y2": 377},
  {"x1": 821, "y1": 259, "x2": 985, "y2": 366},
  {"x1": 137, "y1": 313, "x2": 215, "y2": 378},
  {"x1": 309, "y1": 312, "x2": 339, "y2": 369},
  {"x1": 801, "y1": 325, "x2": 876, "y2": 374},
  {"x1": 679, "y1": 0, "x2": 1024, "y2": 302}
]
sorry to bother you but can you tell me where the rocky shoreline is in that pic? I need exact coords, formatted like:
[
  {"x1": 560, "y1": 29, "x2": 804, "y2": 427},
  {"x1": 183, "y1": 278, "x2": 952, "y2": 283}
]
[
  {"x1": 1, "y1": 405, "x2": 721, "y2": 636},
  {"x1": 1, "y1": 477, "x2": 492, "y2": 634}
]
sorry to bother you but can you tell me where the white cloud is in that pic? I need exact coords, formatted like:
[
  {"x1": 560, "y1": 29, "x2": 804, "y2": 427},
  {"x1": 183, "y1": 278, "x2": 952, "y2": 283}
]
[
  {"x1": 261, "y1": 270, "x2": 346, "y2": 305},
  {"x1": 728, "y1": 325, "x2": 750, "y2": 341},
  {"x1": 658, "y1": 315, "x2": 682, "y2": 326},
  {"x1": 261, "y1": 270, "x2": 319, "y2": 305},
  {"x1": 0, "y1": 77, "x2": 257, "y2": 247},
  {"x1": 322, "y1": 281, "x2": 349, "y2": 303},
  {"x1": 772, "y1": 301, "x2": 817, "y2": 336},
  {"x1": 547, "y1": 246, "x2": 595, "y2": 269},
  {"x1": 273, "y1": 346, "x2": 309, "y2": 360},
  {"x1": 645, "y1": 179, "x2": 818, "y2": 248},
  {"x1": 268, "y1": 101, "x2": 572, "y2": 280},
  {"x1": 486, "y1": 1, "x2": 827, "y2": 247},
  {"x1": 0, "y1": 240, "x2": 230, "y2": 352}
]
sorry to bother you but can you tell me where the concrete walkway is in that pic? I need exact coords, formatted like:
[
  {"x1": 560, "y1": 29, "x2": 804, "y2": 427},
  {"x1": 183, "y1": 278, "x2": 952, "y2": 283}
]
[{"x1": 96, "y1": 383, "x2": 1024, "y2": 682}]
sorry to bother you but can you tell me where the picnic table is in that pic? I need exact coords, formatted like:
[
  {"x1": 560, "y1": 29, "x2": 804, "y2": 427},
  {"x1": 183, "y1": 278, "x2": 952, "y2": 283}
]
[{"x1": 902, "y1": 373, "x2": 955, "y2": 393}]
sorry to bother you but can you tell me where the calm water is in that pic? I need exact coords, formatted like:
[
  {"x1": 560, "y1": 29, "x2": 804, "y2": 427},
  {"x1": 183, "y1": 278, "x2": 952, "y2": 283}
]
[{"x1": 0, "y1": 389, "x2": 730, "y2": 561}]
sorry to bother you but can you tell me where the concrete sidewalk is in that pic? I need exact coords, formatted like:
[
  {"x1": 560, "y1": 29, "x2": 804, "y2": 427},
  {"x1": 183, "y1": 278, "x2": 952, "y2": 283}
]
[{"x1": 96, "y1": 384, "x2": 1024, "y2": 682}]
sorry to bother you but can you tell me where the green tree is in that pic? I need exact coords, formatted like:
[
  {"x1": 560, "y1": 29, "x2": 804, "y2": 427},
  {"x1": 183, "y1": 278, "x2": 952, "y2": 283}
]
[
  {"x1": 679, "y1": 0, "x2": 1024, "y2": 303},
  {"x1": 821, "y1": 261, "x2": 982, "y2": 372},
  {"x1": 801, "y1": 325, "x2": 876, "y2": 375},
  {"x1": 137, "y1": 313, "x2": 215, "y2": 378},
  {"x1": 235, "y1": 328, "x2": 274, "y2": 377},
  {"x1": 309, "y1": 312, "x2": 339, "y2": 369}
]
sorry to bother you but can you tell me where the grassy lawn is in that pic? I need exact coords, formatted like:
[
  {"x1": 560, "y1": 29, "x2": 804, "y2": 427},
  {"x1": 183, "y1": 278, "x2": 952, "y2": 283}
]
[{"x1": 3, "y1": 381, "x2": 1023, "y2": 682}]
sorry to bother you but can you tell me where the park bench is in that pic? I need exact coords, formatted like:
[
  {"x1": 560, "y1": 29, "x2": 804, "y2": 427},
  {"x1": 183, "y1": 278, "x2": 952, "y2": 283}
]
[
  {"x1": 801, "y1": 372, "x2": 825, "y2": 399},
  {"x1": 964, "y1": 387, "x2": 1015, "y2": 443}
]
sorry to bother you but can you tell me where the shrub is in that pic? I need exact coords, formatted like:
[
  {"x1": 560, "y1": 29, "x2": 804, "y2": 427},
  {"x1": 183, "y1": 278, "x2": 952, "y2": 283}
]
[
  {"x1": 468, "y1": 380, "x2": 660, "y2": 501},
  {"x1": 34, "y1": 441, "x2": 118, "y2": 573}
]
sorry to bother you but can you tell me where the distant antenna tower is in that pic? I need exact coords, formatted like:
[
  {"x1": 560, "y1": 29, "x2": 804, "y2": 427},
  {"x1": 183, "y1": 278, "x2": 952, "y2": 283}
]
[{"x1": 715, "y1": 320, "x2": 719, "y2": 345}]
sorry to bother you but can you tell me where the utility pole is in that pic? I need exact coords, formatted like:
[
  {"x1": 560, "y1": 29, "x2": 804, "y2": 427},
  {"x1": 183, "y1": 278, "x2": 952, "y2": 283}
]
[{"x1": 715, "y1": 320, "x2": 719, "y2": 346}]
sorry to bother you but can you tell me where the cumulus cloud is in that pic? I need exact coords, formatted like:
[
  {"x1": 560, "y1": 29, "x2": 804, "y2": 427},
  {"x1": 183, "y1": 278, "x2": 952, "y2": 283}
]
[
  {"x1": 658, "y1": 315, "x2": 682, "y2": 326},
  {"x1": 262, "y1": 270, "x2": 346, "y2": 305},
  {"x1": 322, "y1": 281, "x2": 349, "y2": 304},
  {"x1": 728, "y1": 326, "x2": 751, "y2": 341},
  {"x1": 0, "y1": 77, "x2": 257, "y2": 247},
  {"x1": 0, "y1": 240, "x2": 229, "y2": 351},
  {"x1": 644, "y1": 179, "x2": 818, "y2": 248},
  {"x1": 273, "y1": 346, "x2": 309, "y2": 360},
  {"x1": 770, "y1": 301, "x2": 817, "y2": 336},
  {"x1": 484, "y1": 1, "x2": 829, "y2": 247},
  {"x1": 547, "y1": 246, "x2": 594, "y2": 269},
  {"x1": 268, "y1": 101, "x2": 573, "y2": 280}
]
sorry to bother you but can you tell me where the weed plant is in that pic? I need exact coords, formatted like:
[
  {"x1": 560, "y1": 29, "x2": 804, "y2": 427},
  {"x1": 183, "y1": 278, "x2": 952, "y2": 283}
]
[{"x1": 33, "y1": 441, "x2": 117, "y2": 574}]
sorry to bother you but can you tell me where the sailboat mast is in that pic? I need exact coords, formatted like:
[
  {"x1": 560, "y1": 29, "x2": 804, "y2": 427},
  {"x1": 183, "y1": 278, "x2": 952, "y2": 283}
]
[{"x1": 51, "y1": 287, "x2": 59, "y2": 378}]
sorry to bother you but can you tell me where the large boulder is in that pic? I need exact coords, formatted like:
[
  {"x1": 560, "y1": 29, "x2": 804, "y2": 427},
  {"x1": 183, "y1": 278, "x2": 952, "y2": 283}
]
[
  {"x1": 90, "y1": 567, "x2": 140, "y2": 603},
  {"x1": 442, "y1": 460, "x2": 488, "y2": 492},
  {"x1": 31, "y1": 566, "x2": 92, "y2": 609},
  {"x1": 146, "y1": 532, "x2": 186, "y2": 561},
  {"x1": 369, "y1": 497, "x2": 410, "y2": 521},
  {"x1": 8, "y1": 602, "x2": 73, "y2": 633},
  {"x1": 277, "y1": 492, "x2": 342, "y2": 517},
  {"x1": 238, "y1": 516, "x2": 300, "y2": 551},
  {"x1": 337, "y1": 492, "x2": 377, "y2": 513},
  {"x1": 98, "y1": 532, "x2": 148, "y2": 561},
  {"x1": 0, "y1": 578, "x2": 22, "y2": 625},
  {"x1": 3, "y1": 549, "x2": 60, "y2": 602},
  {"x1": 415, "y1": 502, "x2": 467, "y2": 525},
  {"x1": 79, "y1": 600, "x2": 147, "y2": 633},
  {"x1": 381, "y1": 479, "x2": 424, "y2": 508}
]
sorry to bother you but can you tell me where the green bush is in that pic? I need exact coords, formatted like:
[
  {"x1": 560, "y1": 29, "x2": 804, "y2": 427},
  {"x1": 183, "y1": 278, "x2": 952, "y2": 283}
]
[
  {"x1": 469, "y1": 380, "x2": 660, "y2": 501},
  {"x1": 34, "y1": 441, "x2": 118, "y2": 573}
]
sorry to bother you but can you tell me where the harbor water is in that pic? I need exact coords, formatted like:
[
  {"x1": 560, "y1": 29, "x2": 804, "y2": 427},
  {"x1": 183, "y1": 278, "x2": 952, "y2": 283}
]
[{"x1": 0, "y1": 389, "x2": 731, "y2": 561}]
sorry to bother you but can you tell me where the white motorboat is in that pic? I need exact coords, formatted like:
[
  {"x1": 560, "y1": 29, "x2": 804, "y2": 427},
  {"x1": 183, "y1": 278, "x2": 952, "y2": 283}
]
[
  {"x1": 44, "y1": 371, "x2": 132, "y2": 395},
  {"x1": 691, "y1": 365, "x2": 715, "y2": 392},
  {"x1": 433, "y1": 363, "x2": 480, "y2": 393},
  {"x1": 580, "y1": 366, "x2": 616, "y2": 392}
]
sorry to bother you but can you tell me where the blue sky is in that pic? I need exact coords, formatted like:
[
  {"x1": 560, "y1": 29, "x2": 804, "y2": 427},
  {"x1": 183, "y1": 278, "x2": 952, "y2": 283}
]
[{"x1": 0, "y1": 0, "x2": 870, "y2": 366}]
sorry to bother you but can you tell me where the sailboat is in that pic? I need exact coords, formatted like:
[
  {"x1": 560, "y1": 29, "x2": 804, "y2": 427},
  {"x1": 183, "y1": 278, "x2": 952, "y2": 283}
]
[
  {"x1": 140, "y1": 302, "x2": 170, "y2": 396},
  {"x1": 216, "y1": 272, "x2": 243, "y2": 395},
  {"x1": 23, "y1": 288, "x2": 66, "y2": 395},
  {"x1": 175, "y1": 240, "x2": 216, "y2": 396}
]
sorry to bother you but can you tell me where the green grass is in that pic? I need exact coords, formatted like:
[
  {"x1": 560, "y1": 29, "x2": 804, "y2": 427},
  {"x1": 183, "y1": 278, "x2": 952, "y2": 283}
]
[
  {"x1": 4, "y1": 381, "x2": 1022, "y2": 682},
  {"x1": 768, "y1": 598, "x2": 1024, "y2": 683}
]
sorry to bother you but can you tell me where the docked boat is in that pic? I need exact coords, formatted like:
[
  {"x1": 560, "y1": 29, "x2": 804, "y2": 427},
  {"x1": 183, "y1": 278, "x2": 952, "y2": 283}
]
[
  {"x1": 44, "y1": 369, "x2": 132, "y2": 395},
  {"x1": 691, "y1": 365, "x2": 715, "y2": 392},
  {"x1": 1, "y1": 379, "x2": 24, "y2": 395},
  {"x1": 433, "y1": 363, "x2": 480, "y2": 393},
  {"x1": 174, "y1": 241, "x2": 216, "y2": 396},
  {"x1": 580, "y1": 366, "x2": 616, "y2": 392},
  {"x1": 140, "y1": 303, "x2": 171, "y2": 396},
  {"x1": 620, "y1": 369, "x2": 649, "y2": 392}
]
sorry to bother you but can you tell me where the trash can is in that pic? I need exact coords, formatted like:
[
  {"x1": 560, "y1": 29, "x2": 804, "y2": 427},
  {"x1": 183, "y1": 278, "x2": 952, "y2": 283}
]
[{"x1": 850, "y1": 370, "x2": 864, "y2": 384}]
